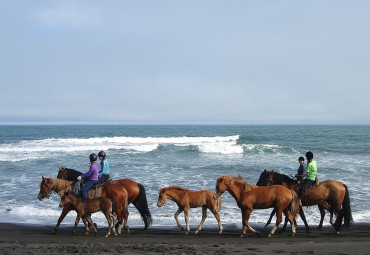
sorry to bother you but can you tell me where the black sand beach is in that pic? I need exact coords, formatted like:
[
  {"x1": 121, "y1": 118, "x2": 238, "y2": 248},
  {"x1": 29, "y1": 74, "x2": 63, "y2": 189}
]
[{"x1": 0, "y1": 223, "x2": 369, "y2": 254}]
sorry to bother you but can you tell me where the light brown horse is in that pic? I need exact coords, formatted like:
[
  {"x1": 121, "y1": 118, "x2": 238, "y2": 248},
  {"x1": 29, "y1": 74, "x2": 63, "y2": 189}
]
[
  {"x1": 59, "y1": 192, "x2": 117, "y2": 237},
  {"x1": 57, "y1": 167, "x2": 152, "y2": 229},
  {"x1": 256, "y1": 170, "x2": 352, "y2": 234},
  {"x1": 38, "y1": 177, "x2": 129, "y2": 234},
  {"x1": 157, "y1": 186, "x2": 223, "y2": 235},
  {"x1": 214, "y1": 175, "x2": 299, "y2": 238}
]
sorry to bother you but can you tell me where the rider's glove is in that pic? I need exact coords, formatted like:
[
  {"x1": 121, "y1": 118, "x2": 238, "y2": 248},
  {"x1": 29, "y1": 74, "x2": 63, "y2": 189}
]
[{"x1": 77, "y1": 176, "x2": 82, "y2": 181}]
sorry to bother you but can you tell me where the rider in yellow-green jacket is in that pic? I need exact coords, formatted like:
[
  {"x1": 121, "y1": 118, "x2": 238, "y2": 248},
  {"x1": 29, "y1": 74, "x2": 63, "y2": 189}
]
[{"x1": 298, "y1": 151, "x2": 317, "y2": 205}]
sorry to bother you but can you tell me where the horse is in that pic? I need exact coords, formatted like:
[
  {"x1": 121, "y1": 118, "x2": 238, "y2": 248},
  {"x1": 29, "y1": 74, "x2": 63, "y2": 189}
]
[
  {"x1": 59, "y1": 192, "x2": 118, "y2": 237},
  {"x1": 38, "y1": 177, "x2": 129, "y2": 235},
  {"x1": 57, "y1": 166, "x2": 152, "y2": 229},
  {"x1": 256, "y1": 169, "x2": 352, "y2": 234},
  {"x1": 213, "y1": 175, "x2": 299, "y2": 238},
  {"x1": 157, "y1": 186, "x2": 223, "y2": 235}
]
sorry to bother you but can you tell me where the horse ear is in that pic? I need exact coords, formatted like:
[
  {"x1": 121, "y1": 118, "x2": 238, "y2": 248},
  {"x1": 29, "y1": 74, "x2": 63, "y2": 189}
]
[
  {"x1": 271, "y1": 170, "x2": 274, "y2": 173},
  {"x1": 264, "y1": 169, "x2": 266, "y2": 172},
  {"x1": 42, "y1": 176, "x2": 45, "y2": 180},
  {"x1": 244, "y1": 184, "x2": 251, "y2": 192}
]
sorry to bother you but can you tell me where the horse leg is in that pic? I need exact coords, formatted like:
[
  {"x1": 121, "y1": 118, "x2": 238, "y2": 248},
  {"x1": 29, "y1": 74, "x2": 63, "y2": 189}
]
[
  {"x1": 82, "y1": 217, "x2": 90, "y2": 235},
  {"x1": 244, "y1": 209, "x2": 260, "y2": 237},
  {"x1": 53, "y1": 204, "x2": 72, "y2": 234},
  {"x1": 283, "y1": 208, "x2": 296, "y2": 237},
  {"x1": 330, "y1": 201, "x2": 343, "y2": 234},
  {"x1": 110, "y1": 213, "x2": 117, "y2": 236},
  {"x1": 103, "y1": 210, "x2": 112, "y2": 237},
  {"x1": 265, "y1": 208, "x2": 276, "y2": 229},
  {"x1": 86, "y1": 215, "x2": 97, "y2": 236},
  {"x1": 279, "y1": 216, "x2": 289, "y2": 233},
  {"x1": 299, "y1": 206, "x2": 310, "y2": 233},
  {"x1": 71, "y1": 214, "x2": 82, "y2": 236},
  {"x1": 210, "y1": 208, "x2": 223, "y2": 234},
  {"x1": 268, "y1": 208, "x2": 283, "y2": 238},
  {"x1": 318, "y1": 204, "x2": 326, "y2": 229},
  {"x1": 174, "y1": 208, "x2": 184, "y2": 231},
  {"x1": 184, "y1": 208, "x2": 190, "y2": 235},
  {"x1": 194, "y1": 206, "x2": 207, "y2": 235}
]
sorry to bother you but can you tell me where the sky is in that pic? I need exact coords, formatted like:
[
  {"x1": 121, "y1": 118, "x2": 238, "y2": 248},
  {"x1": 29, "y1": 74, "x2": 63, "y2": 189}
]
[{"x1": 1, "y1": 0, "x2": 370, "y2": 124}]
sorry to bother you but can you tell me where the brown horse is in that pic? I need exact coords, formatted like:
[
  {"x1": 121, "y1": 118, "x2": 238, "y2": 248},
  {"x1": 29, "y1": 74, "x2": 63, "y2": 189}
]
[
  {"x1": 59, "y1": 192, "x2": 118, "y2": 237},
  {"x1": 214, "y1": 175, "x2": 299, "y2": 238},
  {"x1": 157, "y1": 186, "x2": 223, "y2": 235},
  {"x1": 38, "y1": 177, "x2": 129, "y2": 234},
  {"x1": 256, "y1": 170, "x2": 352, "y2": 234},
  {"x1": 57, "y1": 167, "x2": 152, "y2": 229}
]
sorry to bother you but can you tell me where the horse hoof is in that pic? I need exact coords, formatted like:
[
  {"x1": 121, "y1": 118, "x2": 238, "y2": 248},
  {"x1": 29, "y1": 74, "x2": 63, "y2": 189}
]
[
  {"x1": 194, "y1": 231, "x2": 199, "y2": 235},
  {"x1": 264, "y1": 225, "x2": 268, "y2": 229}
]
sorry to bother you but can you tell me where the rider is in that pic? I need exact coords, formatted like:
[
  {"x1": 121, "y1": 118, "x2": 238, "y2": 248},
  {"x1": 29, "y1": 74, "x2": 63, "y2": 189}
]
[
  {"x1": 77, "y1": 153, "x2": 99, "y2": 199},
  {"x1": 97, "y1": 151, "x2": 110, "y2": 184},
  {"x1": 295, "y1": 156, "x2": 306, "y2": 182},
  {"x1": 298, "y1": 151, "x2": 317, "y2": 206}
]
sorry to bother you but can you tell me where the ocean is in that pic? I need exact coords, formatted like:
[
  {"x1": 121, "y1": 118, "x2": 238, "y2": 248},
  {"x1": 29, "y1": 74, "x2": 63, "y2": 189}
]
[{"x1": 0, "y1": 125, "x2": 369, "y2": 229}]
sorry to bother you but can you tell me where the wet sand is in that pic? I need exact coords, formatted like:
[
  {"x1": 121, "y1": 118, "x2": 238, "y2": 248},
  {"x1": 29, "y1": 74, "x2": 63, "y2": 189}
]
[{"x1": 0, "y1": 223, "x2": 369, "y2": 254}]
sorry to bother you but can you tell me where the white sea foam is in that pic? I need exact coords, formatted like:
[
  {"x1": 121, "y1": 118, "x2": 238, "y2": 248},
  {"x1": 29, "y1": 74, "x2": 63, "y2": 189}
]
[{"x1": 0, "y1": 135, "x2": 247, "y2": 161}]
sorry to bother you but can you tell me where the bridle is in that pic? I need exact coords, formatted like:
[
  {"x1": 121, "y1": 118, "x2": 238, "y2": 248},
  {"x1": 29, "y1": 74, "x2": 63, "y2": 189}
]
[{"x1": 40, "y1": 178, "x2": 74, "y2": 199}]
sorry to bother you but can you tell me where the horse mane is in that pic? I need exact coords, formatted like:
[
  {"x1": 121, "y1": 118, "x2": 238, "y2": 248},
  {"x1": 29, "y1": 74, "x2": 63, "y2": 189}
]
[
  {"x1": 65, "y1": 168, "x2": 83, "y2": 181},
  {"x1": 164, "y1": 186, "x2": 190, "y2": 192},
  {"x1": 272, "y1": 171, "x2": 296, "y2": 185}
]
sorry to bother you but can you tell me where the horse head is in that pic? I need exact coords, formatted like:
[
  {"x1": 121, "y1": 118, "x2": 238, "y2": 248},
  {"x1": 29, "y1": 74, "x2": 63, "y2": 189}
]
[
  {"x1": 214, "y1": 176, "x2": 229, "y2": 199},
  {"x1": 59, "y1": 191, "x2": 71, "y2": 208},
  {"x1": 157, "y1": 188, "x2": 167, "y2": 207},
  {"x1": 256, "y1": 169, "x2": 274, "y2": 186},
  {"x1": 57, "y1": 166, "x2": 68, "y2": 180},
  {"x1": 38, "y1": 176, "x2": 53, "y2": 201}
]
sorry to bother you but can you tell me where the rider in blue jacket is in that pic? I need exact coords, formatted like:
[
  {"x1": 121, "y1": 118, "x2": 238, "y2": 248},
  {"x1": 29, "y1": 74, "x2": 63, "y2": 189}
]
[{"x1": 97, "y1": 151, "x2": 110, "y2": 184}]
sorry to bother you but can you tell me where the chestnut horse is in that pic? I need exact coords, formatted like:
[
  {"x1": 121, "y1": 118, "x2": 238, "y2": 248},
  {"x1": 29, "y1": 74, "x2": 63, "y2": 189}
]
[
  {"x1": 38, "y1": 177, "x2": 129, "y2": 234},
  {"x1": 214, "y1": 175, "x2": 299, "y2": 238},
  {"x1": 257, "y1": 170, "x2": 335, "y2": 232},
  {"x1": 256, "y1": 170, "x2": 352, "y2": 234},
  {"x1": 57, "y1": 167, "x2": 152, "y2": 229},
  {"x1": 59, "y1": 192, "x2": 118, "y2": 237},
  {"x1": 157, "y1": 186, "x2": 223, "y2": 235}
]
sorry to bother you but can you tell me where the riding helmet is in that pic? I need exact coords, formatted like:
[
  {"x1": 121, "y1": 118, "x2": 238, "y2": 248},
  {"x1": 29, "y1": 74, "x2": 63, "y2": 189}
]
[
  {"x1": 98, "y1": 151, "x2": 106, "y2": 159},
  {"x1": 305, "y1": 151, "x2": 314, "y2": 160},
  {"x1": 89, "y1": 153, "x2": 98, "y2": 162}
]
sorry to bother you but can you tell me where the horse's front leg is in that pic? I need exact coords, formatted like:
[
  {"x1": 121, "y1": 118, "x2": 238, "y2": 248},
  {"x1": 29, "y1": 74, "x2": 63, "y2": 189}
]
[
  {"x1": 194, "y1": 206, "x2": 207, "y2": 234},
  {"x1": 82, "y1": 217, "x2": 90, "y2": 235},
  {"x1": 53, "y1": 203, "x2": 72, "y2": 234},
  {"x1": 244, "y1": 209, "x2": 260, "y2": 237},
  {"x1": 174, "y1": 208, "x2": 184, "y2": 231},
  {"x1": 71, "y1": 214, "x2": 82, "y2": 236},
  {"x1": 299, "y1": 206, "x2": 310, "y2": 233},
  {"x1": 184, "y1": 208, "x2": 190, "y2": 235},
  {"x1": 318, "y1": 204, "x2": 326, "y2": 229},
  {"x1": 265, "y1": 208, "x2": 276, "y2": 229}
]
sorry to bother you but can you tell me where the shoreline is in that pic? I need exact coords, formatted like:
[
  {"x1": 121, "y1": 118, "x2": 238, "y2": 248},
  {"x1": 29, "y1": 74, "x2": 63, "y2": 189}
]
[{"x1": 1, "y1": 223, "x2": 369, "y2": 254}]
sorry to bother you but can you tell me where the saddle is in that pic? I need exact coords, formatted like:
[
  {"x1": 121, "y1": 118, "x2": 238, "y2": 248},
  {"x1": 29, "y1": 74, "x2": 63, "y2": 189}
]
[
  {"x1": 296, "y1": 178, "x2": 320, "y2": 197},
  {"x1": 70, "y1": 177, "x2": 112, "y2": 198}
]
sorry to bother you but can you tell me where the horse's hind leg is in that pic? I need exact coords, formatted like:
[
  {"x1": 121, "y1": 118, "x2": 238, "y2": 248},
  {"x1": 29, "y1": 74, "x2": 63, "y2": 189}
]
[
  {"x1": 82, "y1": 217, "x2": 90, "y2": 235},
  {"x1": 103, "y1": 210, "x2": 112, "y2": 237},
  {"x1": 268, "y1": 208, "x2": 283, "y2": 238},
  {"x1": 174, "y1": 208, "x2": 184, "y2": 231},
  {"x1": 265, "y1": 208, "x2": 276, "y2": 229},
  {"x1": 194, "y1": 206, "x2": 207, "y2": 235}
]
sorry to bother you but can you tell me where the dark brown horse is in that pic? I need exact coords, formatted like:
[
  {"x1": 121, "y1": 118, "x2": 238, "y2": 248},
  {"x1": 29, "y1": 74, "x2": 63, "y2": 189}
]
[
  {"x1": 59, "y1": 192, "x2": 118, "y2": 237},
  {"x1": 38, "y1": 177, "x2": 129, "y2": 234},
  {"x1": 214, "y1": 175, "x2": 299, "y2": 238},
  {"x1": 256, "y1": 170, "x2": 352, "y2": 234},
  {"x1": 57, "y1": 166, "x2": 152, "y2": 229},
  {"x1": 157, "y1": 186, "x2": 222, "y2": 235}
]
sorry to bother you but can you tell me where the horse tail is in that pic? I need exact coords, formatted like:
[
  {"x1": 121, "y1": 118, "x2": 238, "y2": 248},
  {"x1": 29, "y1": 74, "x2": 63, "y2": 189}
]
[
  {"x1": 133, "y1": 183, "x2": 153, "y2": 229},
  {"x1": 216, "y1": 196, "x2": 222, "y2": 213},
  {"x1": 122, "y1": 189, "x2": 129, "y2": 218},
  {"x1": 342, "y1": 184, "x2": 353, "y2": 228},
  {"x1": 290, "y1": 191, "x2": 299, "y2": 219}
]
